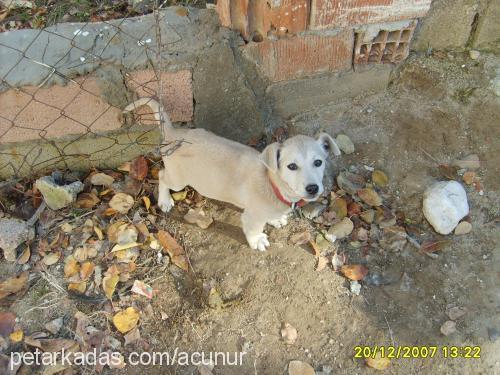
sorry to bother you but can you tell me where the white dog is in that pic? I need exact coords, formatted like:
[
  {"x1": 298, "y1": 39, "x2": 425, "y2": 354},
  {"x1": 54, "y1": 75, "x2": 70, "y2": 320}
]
[{"x1": 124, "y1": 98, "x2": 340, "y2": 251}]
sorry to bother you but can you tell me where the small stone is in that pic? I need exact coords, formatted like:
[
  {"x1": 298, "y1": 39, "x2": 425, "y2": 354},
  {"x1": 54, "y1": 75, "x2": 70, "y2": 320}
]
[
  {"x1": 0, "y1": 218, "x2": 35, "y2": 262},
  {"x1": 452, "y1": 154, "x2": 480, "y2": 170},
  {"x1": 45, "y1": 317, "x2": 64, "y2": 334},
  {"x1": 335, "y1": 134, "x2": 355, "y2": 154},
  {"x1": 423, "y1": 181, "x2": 469, "y2": 235},
  {"x1": 281, "y1": 322, "x2": 298, "y2": 345},
  {"x1": 440, "y1": 320, "x2": 457, "y2": 336},
  {"x1": 288, "y1": 360, "x2": 315, "y2": 375},
  {"x1": 350, "y1": 280, "x2": 361, "y2": 295},
  {"x1": 446, "y1": 306, "x2": 467, "y2": 320},
  {"x1": 454, "y1": 221, "x2": 472, "y2": 235},
  {"x1": 487, "y1": 327, "x2": 500, "y2": 342},
  {"x1": 36, "y1": 176, "x2": 83, "y2": 210},
  {"x1": 336, "y1": 171, "x2": 365, "y2": 195},
  {"x1": 469, "y1": 50, "x2": 480, "y2": 60},
  {"x1": 301, "y1": 202, "x2": 327, "y2": 220},
  {"x1": 90, "y1": 173, "x2": 115, "y2": 187},
  {"x1": 327, "y1": 217, "x2": 354, "y2": 239}
]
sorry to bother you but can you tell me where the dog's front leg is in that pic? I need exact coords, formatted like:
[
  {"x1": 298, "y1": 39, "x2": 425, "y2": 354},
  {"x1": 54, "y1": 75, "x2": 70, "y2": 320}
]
[
  {"x1": 157, "y1": 169, "x2": 175, "y2": 213},
  {"x1": 241, "y1": 210, "x2": 269, "y2": 251}
]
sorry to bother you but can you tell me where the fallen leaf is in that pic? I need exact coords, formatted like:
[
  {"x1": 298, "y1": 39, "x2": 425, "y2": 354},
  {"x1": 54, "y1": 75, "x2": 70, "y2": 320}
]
[
  {"x1": 10, "y1": 329, "x2": 23, "y2": 342},
  {"x1": 172, "y1": 190, "x2": 187, "y2": 201},
  {"x1": 129, "y1": 156, "x2": 148, "y2": 181},
  {"x1": 107, "y1": 221, "x2": 127, "y2": 243},
  {"x1": 289, "y1": 230, "x2": 311, "y2": 246},
  {"x1": 281, "y1": 323, "x2": 298, "y2": 345},
  {"x1": 308, "y1": 240, "x2": 320, "y2": 257},
  {"x1": 0, "y1": 312, "x2": 15, "y2": 337},
  {"x1": 113, "y1": 307, "x2": 140, "y2": 334},
  {"x1": 358, "y1": 188, "x2": 382, "y2": 206},
  {"x1": 24, "y1": 337, "x2": 77, "y2": 352},
  {"x1": 0, "y1": 272, "x2": 29, "y2": 300},
  {"x1": 124, "y1": 327, "x2": 141, "y2": 346},
  {"x1": 102, "y1": 274, "x2": 119, "y2": 300},
  {"x1": 75, "y1": 193, "x2": 100, "y2": 209},
  {"x1": 43, "y1": 252, "x2": 60, "y2": 266},
  {"x1": 372, "y1": 170, "x2": 389, "y2": 187},
  {"x1": 111, "y1": 242, "x2": 141, "y2": 253},
  {"x1": 347, "y1": 202, "x2": 362, "y2": 216},
  {"x1": 463, "y1": 171, "x2": 476, "y2": 185},
  {"x1": 17, "y1": 246, "x2": 30, "y2": 265},
  {"x1": 131, "y1": 280, "x2": 153, "y2": 299},
  {"x1": 104, "y1": 208, "x2": 118, "y2": 217},
  {"x1": 330, "y1": 198, "x2": 347, "y2": 219},
  {"x1": 337, "y1": 172, "x2": 365, "y2": 195},
  {"x1": 118, "y1": 162, "x2": 131, "y2": 172},
  {"x1": 68, "y1": 282, "x2": 86, "y2": 294},
  {"x1": 45, "y1": 317, "x2": 63, "y2": 335},
  {"x1": 142, "y1": 196, "x2": 151, "y2": 211},
  {"x1": 184, "y1": 208, "x2": 213, "y2": 229},
  {"x1": 315, "y1": 256, "x2": 328, "y2": 272},
  {"x1": 150, "y1": 167, "x2": 160, "y2": 179},
  {"x1": 94, "y1": 226, "x2": 104, "y2": 240},
  {"x1": 421, "y1": 240, "x2": 451, "y2": 253},
  {"x1": 340, "y1": 264, "x2": 368, "y2": 281},
  {"x1": 157, "y1": 230, "x2": 188, "y2": 271},
  {"x1": 109, "y1": 193, "x2": 135, "y2": 214},
  {"x1": 366, "y1": 353, "x2": 391, "y2": 370},
  {"x1": 438, "y1": 164, "x2": 459, "y2": 180},
  {"x1": 64, "y1": 256, "x2": 80, "y2": 278},
  {"x1": 80, "y1": 262, "x2": 95, "y2": 281}
]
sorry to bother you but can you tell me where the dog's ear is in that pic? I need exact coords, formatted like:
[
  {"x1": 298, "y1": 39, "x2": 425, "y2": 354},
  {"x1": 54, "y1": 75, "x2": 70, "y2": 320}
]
[
  {"x1": 260, "y1": 142, "x2": 281, "y2": 172},
  {"x1": 316, "y1": 133, "x2": 341, "y2": 156}
]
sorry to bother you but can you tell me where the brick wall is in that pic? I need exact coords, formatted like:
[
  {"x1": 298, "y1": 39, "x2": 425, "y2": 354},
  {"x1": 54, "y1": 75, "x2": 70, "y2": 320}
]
[{"x1": 217, "y1": 0, "x2": 433, "y2": 82}]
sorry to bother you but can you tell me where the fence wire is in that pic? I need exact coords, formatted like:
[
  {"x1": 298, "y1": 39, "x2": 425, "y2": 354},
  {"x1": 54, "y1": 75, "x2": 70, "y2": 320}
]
[{"x1": 0, "y1": 0, "x2": 182, "y2": 179}]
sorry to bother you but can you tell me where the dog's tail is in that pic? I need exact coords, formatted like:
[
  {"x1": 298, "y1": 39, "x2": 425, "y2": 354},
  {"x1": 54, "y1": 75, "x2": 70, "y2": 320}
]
[{"x1": 123, "y1": 97, "x2": 172, "y2": 135}]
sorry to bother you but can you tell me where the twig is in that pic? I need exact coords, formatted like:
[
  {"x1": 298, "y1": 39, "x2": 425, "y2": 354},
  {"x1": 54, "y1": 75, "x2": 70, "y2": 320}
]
[
  {"x1": 384, "y1": 314, "x2": 395, "y2": 347},
  {"x1": 27, "y1": 201, "x2": 46, "y2": 227},
  {"x1": 419, "y1": 147, "x2": 440, "y2": 165}
]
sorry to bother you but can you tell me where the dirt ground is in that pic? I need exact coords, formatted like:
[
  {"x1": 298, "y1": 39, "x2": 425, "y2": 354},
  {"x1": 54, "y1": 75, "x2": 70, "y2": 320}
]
[{"x1": 1, "y1": 51, "x2": 499, "y2": 375}]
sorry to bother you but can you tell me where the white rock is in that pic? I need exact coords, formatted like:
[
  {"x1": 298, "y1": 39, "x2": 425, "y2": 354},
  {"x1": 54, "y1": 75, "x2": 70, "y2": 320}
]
[
  {"x1": 440, "y1": 320, "x2": 457, "y2": 336},
  {"x1": 0, "y1": 218, "x2": 35, "y2": 262},
  {"x1": 423, "y1": 181, "x2": 469, "y2": 235},
  {"x1": 288, "y1": 360, "x2": 315, "y2": 375},
  {"x1": 469, "y1": 50, "x2": 480, "y2": 60},
  {"x1": 350, "y1": 280, "x2": 361, "y2": 295},
  {"x1": 454, "y1": 221, "x2": 472, "y2": 235},
  {"x1": 327, "y1": 217, "x2": 354, "y2": 239},
  {"x1": 335, "y1": 134, "x2": 355, "y2": 154},
  {"x1": 35, "y1": 176, "x2": 83, "y2": 210}
]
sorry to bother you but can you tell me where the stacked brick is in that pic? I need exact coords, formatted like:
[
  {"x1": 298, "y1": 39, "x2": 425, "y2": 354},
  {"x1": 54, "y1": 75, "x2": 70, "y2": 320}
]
[{"x1": 216, "y1": 0, "x2": 432, "y2": 81}]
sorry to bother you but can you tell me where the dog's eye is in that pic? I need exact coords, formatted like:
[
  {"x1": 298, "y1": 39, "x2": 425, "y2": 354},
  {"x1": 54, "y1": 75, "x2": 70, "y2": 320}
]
[
  {"x1": 314, "y1": 160, "x2": 323, "y2": 167},
  {"x1": 287, "y1": 163, "x2": 298, "y2": 171}
]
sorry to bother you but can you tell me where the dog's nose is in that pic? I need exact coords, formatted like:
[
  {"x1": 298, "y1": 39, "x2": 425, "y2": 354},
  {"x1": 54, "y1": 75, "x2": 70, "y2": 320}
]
[{"x1": 306, "y1": 184, "x2": 319, "y2": 195}]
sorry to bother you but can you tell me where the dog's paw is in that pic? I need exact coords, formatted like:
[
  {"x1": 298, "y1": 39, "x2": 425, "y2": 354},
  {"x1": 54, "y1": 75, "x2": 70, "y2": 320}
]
[
  {"x1": 158, "y1": 195, "x2": 174, "y2": 213},
  {"x1": 247, "y1": 233, "x2": 270, "y2": 252},
  {"x1": 268, "y1": 215, "x2": 288, "y2": 229}
]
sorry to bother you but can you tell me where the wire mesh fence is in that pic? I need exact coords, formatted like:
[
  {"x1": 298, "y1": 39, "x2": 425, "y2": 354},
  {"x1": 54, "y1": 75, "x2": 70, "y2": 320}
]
[{"x1": 0, "y1": 0, "x2": 198, "y2": 179}]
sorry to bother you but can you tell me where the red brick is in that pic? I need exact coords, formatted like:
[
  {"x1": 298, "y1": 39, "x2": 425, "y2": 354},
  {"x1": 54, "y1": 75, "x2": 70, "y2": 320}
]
[
  {"x1": 310, "y1": 0, "x2": 432, "y2": 29},
  {"x1": 242, "y1": 30, "x2": 354, "y2": 82},
  {"x1": 268, "y1": 0, "x2": 309, "y2": 36}
]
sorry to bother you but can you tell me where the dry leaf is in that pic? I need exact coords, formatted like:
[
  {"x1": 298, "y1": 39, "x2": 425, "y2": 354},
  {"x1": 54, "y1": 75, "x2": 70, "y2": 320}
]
[
  {"x1": 150, "y1": 167, "x2": 160, "y2": 179},
  {"x1": 102, "y1": 274, "x2": 119, "y2": 300},
  {"x1": 157, "y1": 230, "x2": 188, "y2": 271},
  {"x1": 0, "y1": 272, "x2": 29, "y2": 300},
  {"x1": 421, "y1": 240, "x2": 451, "y2": 253},
  {"x1": 281, "y1": 323, "x2": 298, "y2": 345},
  {"x1": 309, "y1": 240, "x2": 320, "y2": 257},
  {"x1": 124, "y1": 327, "x2": 141, "y2": 346},
  {"x1": 366, "y1": 353, "x2": 391, "y2": 370},
  {"x1": 289, "y1": 230, "x2": 311, "y2": 246},
  {"x1": 340, "y1": 264, "x2": 368, "y2": 281},
  {"x1": 463, "y1": 171, "x2": 476, "y2": 185},
  {"x1": 64, "y1": 256, "x2": 80, "y2": 278},
  {"x1": 113, "y1": 307, "x2": 140, "y2": 334},
  {"x1": 316, "y1": 256, "x2": 328, "y2": 272},
  {"x1": 107, "y1": 221, "x2": 127, "y2": 243},
  {"x1": 17, "y1": 246, "x2": 30, "y2": 265},
  {"x1": 358, "y1": 189, "x2": 382, "y2": 206},
  {"x1": 111, "y1": 242, "x2": 141, "y2": 253},
  {"x1": 172, "y1": 190, "x2": 187, "y2": 201},
  {"x1": 109, "y1": 193, "x2": 134, "y2": 214},
  {"x1": 348, "y1": 202, "x2": 362, "y2": 216},
  {"x1": 129, "y1": 156, "x2": 148, "y2": 181},
  {"x1": 104, "y1": 208, "x2": 118, "y2": 217},
  {"x1": 43, "y1": 252, "x2": 60, "y2": 266},
  {"x1": 94, "y1": 226, "x2": 104, "y2": 240},
  {"x1": 330, "y1": 198, "x2": 347, "y2": 219},
  {"x1": 142, "y1": 196, "x2": 151, "y2": 211},
  {"x1": 0, "y1": 312, "x2": 16, "y2": 337},
  {"x1": 184, "y1": 208, "x2": 213, "y2": 229},
  {"x1": 131, "y1": 280, "x2": 153, "y2": 299},
  {"x1": 10, "y1": 329, "x2": 23, "y2": 342},
  {"x1": 68, "y1": 282, "x2": 86, "y2": 294},
  {"x1": 80, "y1": 262, "x2": 95, "y2": 281},
  {"x1": 24, "y1": 337, "x2": 77, "y2": 353},
  {"x1": 75, "y1": 193, "x2": 100, "y2": 209},
  {"x1": 438, "y1": 164, "x2": 459, "y2": 180},
  {"x1": 90, "y1": 173, "x2": 114, "y2": 186},
  {"x1": 372, "y1": 170, "x2": 389, "y2": 187}
]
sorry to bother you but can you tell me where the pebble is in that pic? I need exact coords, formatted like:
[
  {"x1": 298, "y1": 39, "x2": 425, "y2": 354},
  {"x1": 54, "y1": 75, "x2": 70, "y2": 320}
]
[
  {"x1": 454, "y1": 221, "x2": 472, "y2": 235},
  {"x1": 423, "y1": 181, "x2": 469, "y2": 235},
  {"x1": 90, "y1": 173, "x2": 115, "y2": 186},
  {"x1": 440, "y1": 320, "x2": 457, "y2": 336},
  {"x1": 487, "y1": 327, "x2": 499, "y2": 342},
  {"x1": 327, "y1": 217, "x2": 354, "y2": 239},
  {"x1": 350, "y1": 280, "x2": 361, "y2": 295},
  {"x1": 446, "y1": 306, "x2": 467, "y2": 320},
  {"x1": 469, "y1": 50, "x2": 480, "y2": 60},
  {"x1": 335, "y1": 134, "x2": 355, "y2": 154},
  {"x1": 0, "y1": 218, "x2": 35, "y2": 262},
  {"x1": 288, "y1": 360, "x2": 315, "y2": 375},
  {"x1": 35, "y1": 176, "x2": 83, "y2": 210}
]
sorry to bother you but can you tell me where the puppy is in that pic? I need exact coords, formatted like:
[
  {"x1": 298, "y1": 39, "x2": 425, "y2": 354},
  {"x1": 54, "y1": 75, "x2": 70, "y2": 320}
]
[{"x1": 124, "y1": 98, "x2": 340, "y2": 251}]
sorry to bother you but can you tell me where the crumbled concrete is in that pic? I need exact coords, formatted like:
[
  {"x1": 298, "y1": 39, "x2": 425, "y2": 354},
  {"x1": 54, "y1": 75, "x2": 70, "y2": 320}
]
[
  {"x1": 0, "y1": 218, "x2": 35, "y2": 262},
  {"x1": 35, "y1": 176, "x2": 84, "y2": 210}
]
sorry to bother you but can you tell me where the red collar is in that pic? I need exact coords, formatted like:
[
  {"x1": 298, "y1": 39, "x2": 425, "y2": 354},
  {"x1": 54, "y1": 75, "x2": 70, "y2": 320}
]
[{"x1": 269, "y1": 178, "x2": 306, "y2": 208}]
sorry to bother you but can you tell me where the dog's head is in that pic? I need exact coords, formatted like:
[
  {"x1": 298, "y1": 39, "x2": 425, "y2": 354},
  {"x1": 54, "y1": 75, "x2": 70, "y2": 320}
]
[{"x1": 261, "y1": 133, "x2": 341, "y2": 202}]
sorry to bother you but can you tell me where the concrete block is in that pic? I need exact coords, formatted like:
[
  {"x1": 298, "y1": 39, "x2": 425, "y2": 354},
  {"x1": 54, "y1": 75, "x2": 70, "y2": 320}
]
[
  {"x1": 310, "y1": 0, "x2": 431, "y2": 29},
  {"x1": 242, "y1": 30, "x2": 354, "y2": 82},
  {"x1": 267, "y1": 65, "x2": 392, "y2": 118},
  {"x1": 413, "y1": 0, "x2": 478, "y2": 51}
]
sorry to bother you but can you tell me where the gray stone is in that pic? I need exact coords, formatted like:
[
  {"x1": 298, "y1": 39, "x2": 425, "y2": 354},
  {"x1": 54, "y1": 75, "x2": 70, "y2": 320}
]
[
  {"x1": 446, "y1": 306, "x2": 467, "y2": 320},
  {"x1": 423, "y1": 181, "x2": 469, "y2": 235},
  {"x1": 0, "y1": 218, "x2": 35, "y2": 262},
  {"x1": 454, "y1": 221, "x2": 472, "y2": 235},
  {"x1": 36, "y1": 176, "x2": 84, "y2": 210},
  {"x1": 469, "y1": 50, "x2": 480, "y2": 60},
  {"x1": 440, "y1": 320, "x2": 457, "y2": 336},
  {"x1": 335, "y1": 134, "x2": 355, "y2": 154},
  {"x1": 327, "y1": 217, "x2": 354, "y2": 239}
]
